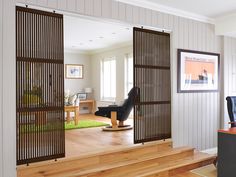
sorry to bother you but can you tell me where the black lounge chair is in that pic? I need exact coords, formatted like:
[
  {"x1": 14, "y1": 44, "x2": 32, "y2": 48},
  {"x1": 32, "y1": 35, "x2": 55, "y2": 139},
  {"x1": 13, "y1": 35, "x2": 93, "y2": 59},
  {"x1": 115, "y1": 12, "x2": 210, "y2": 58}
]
[
  {"x1": 95, "y1": 87, "x2": 139, "y2": 131},
  {"x1": 226, "y1": 96, "x2": 236, "y2": 127}
]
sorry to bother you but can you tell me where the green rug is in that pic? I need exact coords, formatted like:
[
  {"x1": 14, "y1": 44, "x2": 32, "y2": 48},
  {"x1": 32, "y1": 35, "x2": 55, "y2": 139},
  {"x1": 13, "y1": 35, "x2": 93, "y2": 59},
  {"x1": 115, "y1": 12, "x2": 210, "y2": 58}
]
[
  {"x1": 65, "y1": 120, "x2": 109, "y2": 130},
  {"x1": 20, "y1": 120, "x2": 109, "y2": 133}
]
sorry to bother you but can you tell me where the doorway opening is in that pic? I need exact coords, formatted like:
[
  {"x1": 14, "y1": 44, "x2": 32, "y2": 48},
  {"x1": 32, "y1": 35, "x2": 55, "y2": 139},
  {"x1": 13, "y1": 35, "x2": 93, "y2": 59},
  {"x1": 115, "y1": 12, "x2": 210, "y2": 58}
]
[{"x1": 63, "y1": 15, "x2": 134, "y2": 158}]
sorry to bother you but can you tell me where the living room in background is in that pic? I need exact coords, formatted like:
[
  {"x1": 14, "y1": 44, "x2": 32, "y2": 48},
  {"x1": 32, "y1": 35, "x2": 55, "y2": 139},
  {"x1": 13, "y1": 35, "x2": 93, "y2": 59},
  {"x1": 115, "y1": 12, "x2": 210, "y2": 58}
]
[{"x1": 62, "y1": 13, "x2": 134, "y2": 157}]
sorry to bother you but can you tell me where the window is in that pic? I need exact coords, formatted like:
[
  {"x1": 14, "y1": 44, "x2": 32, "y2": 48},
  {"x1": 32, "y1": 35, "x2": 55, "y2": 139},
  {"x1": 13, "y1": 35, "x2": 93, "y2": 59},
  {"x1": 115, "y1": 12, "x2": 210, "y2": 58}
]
[
  {"x1": 101, "y1": 57, "x2": 116, "y2": 101},
  {"x1": 124, "y1": 54, "x2": 133, "y2": 97}
]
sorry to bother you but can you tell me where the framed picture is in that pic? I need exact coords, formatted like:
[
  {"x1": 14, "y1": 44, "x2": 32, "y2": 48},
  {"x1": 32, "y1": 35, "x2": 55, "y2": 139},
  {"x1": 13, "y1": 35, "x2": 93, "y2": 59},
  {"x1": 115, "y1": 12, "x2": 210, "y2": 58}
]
[
  {"x1": 77, "y1": 93, "x2": 87, "y2": 100},
  {"x1": 65, "y1": 64, "x2": 83, "y2": 79},
  {"x1": 177, "y1": 49, "x2": 220, "y2": 93}
]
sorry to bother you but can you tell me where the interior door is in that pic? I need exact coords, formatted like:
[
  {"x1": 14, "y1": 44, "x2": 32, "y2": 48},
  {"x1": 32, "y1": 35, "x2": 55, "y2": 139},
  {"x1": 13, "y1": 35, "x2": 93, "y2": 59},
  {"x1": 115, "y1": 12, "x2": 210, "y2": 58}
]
[
  {"x1": 16, "y1": 6, "x2": 65, "y2": 165},
  {"x1": 133, "y1": 27, "x2": 171, "y2": 144}
]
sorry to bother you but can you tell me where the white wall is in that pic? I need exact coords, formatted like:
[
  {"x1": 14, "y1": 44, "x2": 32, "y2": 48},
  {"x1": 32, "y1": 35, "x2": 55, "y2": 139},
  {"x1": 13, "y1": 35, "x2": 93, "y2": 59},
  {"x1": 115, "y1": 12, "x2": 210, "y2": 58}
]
[
  {"x1": 0, "y1": 0, "x2": 3, "y2": 176},
  {"x1": 91, "y1": 45, "x2": 132, "y2": 104},
  {"x1": 223, "y1": 37, "x2": 236, "y2": 128},
  {"x1": 1, "y1": 0, "x2": 16, "y2": 177},
  {"x1": 64, "y1": 52, "x2": 92, "y2": 93},
  {"x1": 1, "y1": 0, "x2": 230, "y2": 176}
]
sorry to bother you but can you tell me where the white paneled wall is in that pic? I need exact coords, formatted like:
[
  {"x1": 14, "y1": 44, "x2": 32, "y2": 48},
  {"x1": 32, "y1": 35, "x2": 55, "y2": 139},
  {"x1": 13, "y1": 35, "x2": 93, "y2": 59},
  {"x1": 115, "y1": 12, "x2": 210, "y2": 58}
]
[
  {"x1": 14, "y1": 0, "x2": 222, "y2": 150},
  {"x1": 223, "y1": 37, "x2": 236, "y2": 128},
  {"x1": 0, "y1": 0, "x2": 3, "y2": 176},
  {"x1": 1, "y1": 0, "x2": 16, "y2": 177}
]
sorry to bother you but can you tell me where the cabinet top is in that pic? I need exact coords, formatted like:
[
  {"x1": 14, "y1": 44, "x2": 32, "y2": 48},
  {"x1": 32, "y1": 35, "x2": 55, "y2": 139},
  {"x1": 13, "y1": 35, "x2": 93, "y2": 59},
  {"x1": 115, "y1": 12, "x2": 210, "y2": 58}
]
[{"x1": 218, "y1": 127, "x2": 236, "y2": 135}]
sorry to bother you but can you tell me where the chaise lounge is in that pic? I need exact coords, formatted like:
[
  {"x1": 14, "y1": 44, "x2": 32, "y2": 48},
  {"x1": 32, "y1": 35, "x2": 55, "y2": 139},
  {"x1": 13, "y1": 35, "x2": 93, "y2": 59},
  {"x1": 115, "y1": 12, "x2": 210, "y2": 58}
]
[{"x1": 95, "y1": 87, "x2": 139, "y2": 131}]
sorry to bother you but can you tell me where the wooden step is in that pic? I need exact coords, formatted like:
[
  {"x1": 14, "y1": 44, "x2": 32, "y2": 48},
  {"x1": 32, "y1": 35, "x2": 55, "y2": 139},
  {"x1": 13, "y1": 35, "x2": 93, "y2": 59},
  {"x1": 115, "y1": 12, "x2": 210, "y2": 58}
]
[
  {"x1": 68, "y1": 151, "x2": 214, "y2": 177},
  {"x1": 80, "y1": 152, "x2": 213, "y2": 177},
  {"x1": 69, "y1": 147, "x2": 194, "y2": 177},
  {"x1": 17, "y1": 139, "x2": 172, "y2": 177},
  {"x1": 137, "y1": 152, "x2": 215, "y2": 177}
]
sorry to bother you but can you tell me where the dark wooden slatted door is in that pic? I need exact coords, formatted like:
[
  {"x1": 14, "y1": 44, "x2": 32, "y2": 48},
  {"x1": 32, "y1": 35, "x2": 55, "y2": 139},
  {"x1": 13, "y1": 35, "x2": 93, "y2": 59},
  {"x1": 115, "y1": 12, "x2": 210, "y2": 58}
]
[
  {"x1": 16, "y1": 6, "x2": 65, "y2": 165},
  {"x1": 133, "y1": 27, "x2": 171, "y2": 144}
]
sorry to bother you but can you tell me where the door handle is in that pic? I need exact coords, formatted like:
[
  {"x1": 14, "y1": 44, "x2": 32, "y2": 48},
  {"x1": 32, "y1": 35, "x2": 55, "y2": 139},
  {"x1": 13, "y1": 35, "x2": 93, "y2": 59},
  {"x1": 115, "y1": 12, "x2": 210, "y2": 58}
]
[{"x1": 49, "y1": 74, "x2": 52, "y2": 86}]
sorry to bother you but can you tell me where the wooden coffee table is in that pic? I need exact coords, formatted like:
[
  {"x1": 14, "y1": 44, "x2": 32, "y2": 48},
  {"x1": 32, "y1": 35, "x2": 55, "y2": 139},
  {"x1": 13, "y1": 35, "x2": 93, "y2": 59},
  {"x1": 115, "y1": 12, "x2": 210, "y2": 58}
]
[{"x1": 65, "y1": 106, "x2": 80, "y2": 125}]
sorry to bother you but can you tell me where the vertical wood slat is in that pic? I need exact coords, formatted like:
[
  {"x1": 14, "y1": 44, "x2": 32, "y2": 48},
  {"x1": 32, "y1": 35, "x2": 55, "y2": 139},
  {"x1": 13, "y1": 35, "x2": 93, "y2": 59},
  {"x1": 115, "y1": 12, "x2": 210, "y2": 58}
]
[
  {"x1": 16, "y1": 6, "x2": 64, "y2": 165},
  {"x1": 133, "y1": 27, "x2": 171, "y2": 144}
]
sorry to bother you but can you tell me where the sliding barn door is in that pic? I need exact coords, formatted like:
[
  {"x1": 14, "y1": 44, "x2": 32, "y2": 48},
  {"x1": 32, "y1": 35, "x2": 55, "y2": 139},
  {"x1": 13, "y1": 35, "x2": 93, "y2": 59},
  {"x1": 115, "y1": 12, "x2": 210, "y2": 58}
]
[
  {"x1": 16, "y1": 6, "x2": 64, "y2": 165},
  {"x1": 133, "y1": 27, "x2": 171, "y2": 144}
]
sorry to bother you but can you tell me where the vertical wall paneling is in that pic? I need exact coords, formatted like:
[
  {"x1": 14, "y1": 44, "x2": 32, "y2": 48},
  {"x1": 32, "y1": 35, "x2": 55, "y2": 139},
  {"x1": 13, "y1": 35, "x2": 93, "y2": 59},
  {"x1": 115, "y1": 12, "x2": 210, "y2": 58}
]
[
  {"x1": 139, "y1": 8, "x2": 146, "y2": 25},
  {"x1": 16, "y1": 6, "x2": 65, "y2": 165},
  {"x1": 145, "y1": 9, "x2": 152, "y2": 27},
  {"x1": 223, "y1": 37, "x2": 236, "y2": 128},
  {"x1": 111, "y1": 0, "x2": 119, "y2": 19},
  {"x1": 84, "y1": 0, "x2": 94, "y2": 16},
  {"x1": 0, "y1": 0, "x2": 3, "y2": 175},
  {"x1": 125, "y1": 4, "x2": 133, "y2": 23},
  {"x1": 47, "y1": 0, "x2": 58, "y2": 9},
  {"x1": 118, "y1": 2, "x2": 126, "y2": 21},
  {"x1": 57, "y1": 0, "x2": 67, "y2": 11},
  {"x1": 37, "y1": 0, "x2": 48, "y2": 6},
  {"x1": 2, "y1": 0, "x2": 16, "y2": 176},
  {"x1": 132, "y1": 6, "x2": 139, "y2": 24},
  {"x1": 12, "y1": 0, "x2": 222, "y2": 151},
  {"x1": 101, "y1": 0, "x2": 111, "y2": 18},
  {"x1": 76, "y1": 0, "x2": 85, "y2": 14},
  {"x1": 151, "y1": 10, "x2": 158, "y2": 27},
  {"x1": 94, "y1": 0, "x2": 102, "y2": 17},
  {"x1": 67, "y1": 0, "x2": 76, "y2": 12},
  {"x1": 26, "y1": 0, "x2": 37, "y2": 5}
]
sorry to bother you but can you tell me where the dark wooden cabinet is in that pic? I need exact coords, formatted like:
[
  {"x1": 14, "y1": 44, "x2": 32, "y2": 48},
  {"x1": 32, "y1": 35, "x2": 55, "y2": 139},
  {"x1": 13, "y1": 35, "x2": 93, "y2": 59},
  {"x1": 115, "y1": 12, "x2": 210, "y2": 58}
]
[{"x1": 218, "y1": 128, "x2": 236, "y2": 177}]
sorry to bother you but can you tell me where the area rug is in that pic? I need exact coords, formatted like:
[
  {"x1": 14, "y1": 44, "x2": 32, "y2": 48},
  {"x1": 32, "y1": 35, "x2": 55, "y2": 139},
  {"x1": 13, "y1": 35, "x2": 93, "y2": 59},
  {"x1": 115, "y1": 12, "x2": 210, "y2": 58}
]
[
  {"x1": 65, "y1": 120, "x2": 109, "y2": 130},
  {"x1": 191, "y1": 164, "x2": 217, "y2": 177}
]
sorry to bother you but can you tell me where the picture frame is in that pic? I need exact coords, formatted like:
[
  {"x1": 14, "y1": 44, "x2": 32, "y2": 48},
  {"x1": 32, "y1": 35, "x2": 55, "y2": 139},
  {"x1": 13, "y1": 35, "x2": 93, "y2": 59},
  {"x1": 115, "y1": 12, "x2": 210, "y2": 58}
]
[
  {"x1": 177, "y1": 49, "x2": 220, "y2": 93},
  {"x1": 77, "y1": 93, "x2": 87, "y2": 100},
  {"x1": 65, "y1": 64, "x2": 83, "y2": 79}
]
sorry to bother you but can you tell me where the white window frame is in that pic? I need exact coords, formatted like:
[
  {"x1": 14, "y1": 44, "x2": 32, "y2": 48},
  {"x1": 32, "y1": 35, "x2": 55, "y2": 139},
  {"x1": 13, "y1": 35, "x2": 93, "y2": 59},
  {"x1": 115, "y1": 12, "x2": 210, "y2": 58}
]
[
  {"x1": 124, "y1": 53, "x2": 133, "y2": 98},
  {"x1": 100, "y1": 57, "x2": 116, "y2": 101}
]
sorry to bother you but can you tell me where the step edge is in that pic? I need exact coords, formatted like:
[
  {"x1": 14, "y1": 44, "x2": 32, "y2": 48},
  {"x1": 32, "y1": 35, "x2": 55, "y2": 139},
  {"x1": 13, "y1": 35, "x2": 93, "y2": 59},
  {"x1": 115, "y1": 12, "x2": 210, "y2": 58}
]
[
  {"x1": 68, "y1": 147, "x2": 195, "y2": 176},
  {"x1": 137, "y1": 153, "x2": 216, "y2": 177},
  {"x1": 17, "y1": 139, "x2": 172, "y2": 169}
]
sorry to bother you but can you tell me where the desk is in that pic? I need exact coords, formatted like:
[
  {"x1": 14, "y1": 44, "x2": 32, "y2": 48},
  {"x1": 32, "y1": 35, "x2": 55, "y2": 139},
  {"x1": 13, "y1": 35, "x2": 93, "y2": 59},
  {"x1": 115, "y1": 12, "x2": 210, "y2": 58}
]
[
  {"x1": 80, "y1": 100, "x2": 95, "y2": 114},
  {"x1": 218, "y1": 127, "x2": 236, "y2": 177},
  {"x1": 65, "y1": 106, "x2": 79, "y2": 125}
]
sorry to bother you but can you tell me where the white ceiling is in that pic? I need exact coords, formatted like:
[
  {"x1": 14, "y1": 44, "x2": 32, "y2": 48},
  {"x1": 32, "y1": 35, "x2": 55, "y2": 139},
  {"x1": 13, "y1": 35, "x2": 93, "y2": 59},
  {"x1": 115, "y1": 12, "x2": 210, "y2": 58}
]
[
  {"x1": 64, "y1": 16, "x2": 132, "y2": 53},
  {"x1": 147, "y1": 0, "x2": 236, "y2": 18}
]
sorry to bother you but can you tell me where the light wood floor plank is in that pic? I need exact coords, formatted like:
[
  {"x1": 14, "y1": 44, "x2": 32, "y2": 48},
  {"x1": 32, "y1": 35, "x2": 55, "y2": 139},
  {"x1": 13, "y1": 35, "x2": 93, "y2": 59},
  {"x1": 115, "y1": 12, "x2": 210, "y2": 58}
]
[{"x1": 65, "y1": 114, "x2": 133, "y2": 157}]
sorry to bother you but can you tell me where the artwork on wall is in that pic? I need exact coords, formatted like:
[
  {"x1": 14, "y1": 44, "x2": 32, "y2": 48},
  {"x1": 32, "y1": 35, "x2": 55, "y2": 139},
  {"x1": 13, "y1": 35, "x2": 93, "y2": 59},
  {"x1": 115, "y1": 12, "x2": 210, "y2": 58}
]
[
  {"x1": 177, "y1": 49, "x2": 220, "y2": 93},
  {"x1": 77, "y1": 93, "x2": 87, "y2": 100},
  {"x1": 65, "y1": 64, "x2": 83, "y2": 79}
]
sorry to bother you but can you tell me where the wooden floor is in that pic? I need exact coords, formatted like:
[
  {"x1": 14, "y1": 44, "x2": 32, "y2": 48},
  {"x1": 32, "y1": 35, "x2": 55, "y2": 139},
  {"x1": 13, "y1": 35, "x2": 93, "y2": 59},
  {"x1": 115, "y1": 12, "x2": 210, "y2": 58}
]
[
  {"x1": 175, "y1": 172, "x2": 202, "y2": 177},
  {"x1": 65, "y1": 114, "x2": 134, "y2": 157}
]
